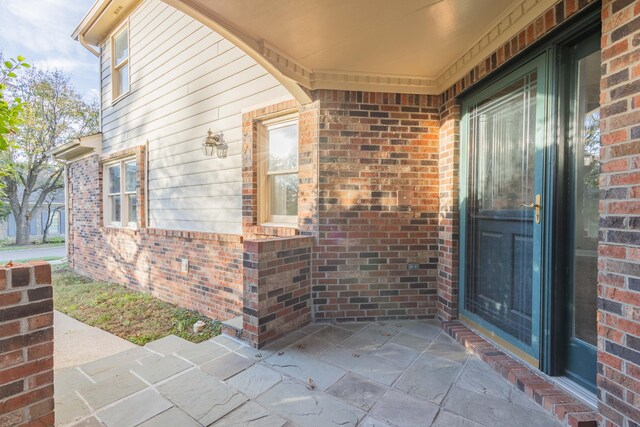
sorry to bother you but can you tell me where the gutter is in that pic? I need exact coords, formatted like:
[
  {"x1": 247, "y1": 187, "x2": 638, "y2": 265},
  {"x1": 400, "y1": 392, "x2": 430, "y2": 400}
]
[
  {"x1": 51, "y1": 158, "x2": 70, "y2": 264},
  {"x1": 79, "y1": 34, "x2": 100, "y2": 57}
]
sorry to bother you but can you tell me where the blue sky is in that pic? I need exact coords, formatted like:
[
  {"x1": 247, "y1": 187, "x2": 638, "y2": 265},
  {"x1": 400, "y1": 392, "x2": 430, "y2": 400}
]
[{"x1": 0, "y1": 0, "x2": 99, "y2": 100}]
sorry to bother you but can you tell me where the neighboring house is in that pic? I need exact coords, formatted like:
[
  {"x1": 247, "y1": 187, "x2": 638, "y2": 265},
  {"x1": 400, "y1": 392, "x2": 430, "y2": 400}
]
[
  {"x1": 50, "y1": 1, "x2": 638, "y2": 426},
  {"x1": 0, "y1": 191, "x2": 65, "y2": 242}
]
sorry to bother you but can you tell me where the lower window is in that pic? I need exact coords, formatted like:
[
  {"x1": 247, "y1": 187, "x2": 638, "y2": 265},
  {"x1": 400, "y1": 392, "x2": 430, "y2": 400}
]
[{"x1": 104, "y1": 158, "x2": 138, "y2": 227}]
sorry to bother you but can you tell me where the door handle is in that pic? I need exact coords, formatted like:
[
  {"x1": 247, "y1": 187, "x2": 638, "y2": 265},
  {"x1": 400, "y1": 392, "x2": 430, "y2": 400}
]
[{"x1": 520, "y1": 194, "x2": 541, "y2": 224}]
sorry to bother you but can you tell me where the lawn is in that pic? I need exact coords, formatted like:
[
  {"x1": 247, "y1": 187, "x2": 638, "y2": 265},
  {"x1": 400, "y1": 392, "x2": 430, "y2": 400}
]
[
  {"x1": 0, "y1": 242, "x2": 65, "y2": 251},
  {"x1": 53, "y1": 268, "x2": 221, "y2": 345}
]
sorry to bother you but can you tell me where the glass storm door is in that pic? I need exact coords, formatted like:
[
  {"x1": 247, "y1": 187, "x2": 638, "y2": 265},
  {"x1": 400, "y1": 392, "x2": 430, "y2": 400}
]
[
  {"x1": 562, "y1": 36, "x2": 600, "y2": 393},
  {"x1": 461, "y1": 55, "x2": 547, "y2": 359}
]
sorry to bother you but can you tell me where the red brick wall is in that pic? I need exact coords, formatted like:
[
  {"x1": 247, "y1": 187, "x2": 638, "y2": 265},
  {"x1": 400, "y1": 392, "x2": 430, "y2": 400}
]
[
  {"x1": 0, "y1": 262, "x2": 54, "y2": 427},
  {"x1": 437, "y1": 99, "x2": 461, "y2": 321},
  {"x1": 242, "y1": 236, "x2": 313, "y2": 347},
  {"x1": 312, "y1": 90, "x2": 440, "y2": 321},
  {"x1": 598, "y1": 1, "x2": 640, "y2": 426},
  {"x1": 67, "y1": 154, "x2": 243, "y2": 321}
]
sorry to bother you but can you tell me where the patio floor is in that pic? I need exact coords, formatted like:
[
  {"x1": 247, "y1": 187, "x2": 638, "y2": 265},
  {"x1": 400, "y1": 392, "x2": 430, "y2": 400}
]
[{"x1": 55, "y1": 320, "x2": 562, "y2": 427}]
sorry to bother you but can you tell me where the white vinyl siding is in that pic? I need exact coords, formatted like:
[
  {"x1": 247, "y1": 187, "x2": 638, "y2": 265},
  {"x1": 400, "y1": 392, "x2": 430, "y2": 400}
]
[{"x1": 98, "y1": 0, "x2": 293, "y2": 234}]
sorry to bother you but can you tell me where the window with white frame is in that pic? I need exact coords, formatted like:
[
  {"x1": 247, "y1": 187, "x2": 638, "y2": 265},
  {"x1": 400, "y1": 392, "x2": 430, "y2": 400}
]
[
  {"x1": 111, "y1": 24, "x2": 129, "y2": 101},
  {"x1": 104, "y1": 159, "x2": 137, "y2": 227},
  {"x1": 259, "y1": 115, "x2": 299, "y2": 225}
]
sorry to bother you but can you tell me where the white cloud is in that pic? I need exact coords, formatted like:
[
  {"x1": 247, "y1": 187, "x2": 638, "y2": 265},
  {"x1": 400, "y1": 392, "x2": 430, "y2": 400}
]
[{"x1": 0, "y1": 0, "x2": 99, "y2": 93}]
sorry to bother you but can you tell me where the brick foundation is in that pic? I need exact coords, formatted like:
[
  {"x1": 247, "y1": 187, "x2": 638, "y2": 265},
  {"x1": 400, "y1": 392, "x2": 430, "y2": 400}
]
[
  {"x1": 242, "y1": 236, "x2": 313, "y2": 347},
  {"x1": 0, "y1": 262, "x2": 54, "y2": 427},
  {"x1": 67, "y1": 155, "x2": 244, "y2": 320}
]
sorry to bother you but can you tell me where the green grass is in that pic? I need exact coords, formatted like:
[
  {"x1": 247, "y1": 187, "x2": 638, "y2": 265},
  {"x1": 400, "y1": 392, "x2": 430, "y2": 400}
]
[
  {"x1": 10, "y1": 256, "x2": 63, "y2": 263},
  {"x1": 0, "y1": 242, "x2": 65, "y2": 252},
  {"x1": 53, "y1": 268, "x2": 221, "y2": 345}
]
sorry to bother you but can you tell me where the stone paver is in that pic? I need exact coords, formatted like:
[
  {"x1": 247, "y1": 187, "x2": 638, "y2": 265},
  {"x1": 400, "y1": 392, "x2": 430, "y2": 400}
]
[
  {"x1": 215, "y1": 401, "x2": 287, "y2": 426},
  {"x1": 157, "y1": 368, "x2": 247, "y2": 425},
  {"x1": 138, "y1": 407, "x2": 201, "y2": 427},
  {"x1": 326, "y1": 373, "x2": 387, "y2": 411},
  {"x1": 257, "y1": 378, "x2": 365, "y2": 427},
  {"x1": 341, "y1": 324, "x2": 399, "y2": 353},
  {"x1": 359, "y1": 416, "x2": 392, "y2": 427},
  {"x1": 77, "y1": 368, "x2": 147, "y2": 410},
  {"x1": 226, "y1": 364, "x2": 282, "y2": 398},
  {"x1": 78, "y1": 347, "x2": 150, "y2": 377},
  {"x1": 395, "y1": 353, "x2": 464, "y2": 404},
  {"x1": 69, "y1": 416, "x2": 105, "y2": 427},
  {"x1": 310, "y1": 325, "x2": 354, "y2": 344},
  {"x1": 372, "y1": 389, "x2": 440, "y2": 427},
  {"x1": 265, "y1": 348, "x2": 346, "y2": 390},
  {"x1": 55, "y1": 322, "x2": 564, "y2": 427},
  {"x1": 432, "y1": 410, "x2": 485, "y2": 427},
  {"x1": 131, "y1": 354, "x2": 192, "y2": 384},
  {"x1": 201, "y1": 352, "x2": 254, "y2": 380},
  {"x1": 96, "y1": 389, "x2": 173, "y2": 427},
  {"x1": 444, "y1": 386, "x2": 561, "y2": 427},
  {"x1": 374, "y1": 341, "x2": 421, "y2": 367},
  {"x1": 321, "y1": 345, "x2": 403, "y2": 386}
]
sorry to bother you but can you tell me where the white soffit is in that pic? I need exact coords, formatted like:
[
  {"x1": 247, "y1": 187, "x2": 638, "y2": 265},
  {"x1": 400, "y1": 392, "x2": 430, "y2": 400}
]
[
  {"x1": 167, "y1": 0, "x2": 559, "y2": 96},
  {"x1": 48, "y1": 134, "x2": 103, "y2": 163}
]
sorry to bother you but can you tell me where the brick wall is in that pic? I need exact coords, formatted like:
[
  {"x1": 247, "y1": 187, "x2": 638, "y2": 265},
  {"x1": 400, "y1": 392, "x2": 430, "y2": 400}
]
[
  {"x1": 597, "y1": 1, "x2": 640, "y2": 426},
  {"x1": 0, "y1": 262, "x2": 54, "y2": 427},
  {"x1": 67, "y1": 154, "x2": 243, "y2": 321},
  {"x1": 437, "y1": 99, "x2": 461, "y2": 321},
  {"x1": 312, "y1": 90, "x2": 440, "y2": 321},
  {"x1": 242, "y1": 236, "x2": 313, "y2": 347}
]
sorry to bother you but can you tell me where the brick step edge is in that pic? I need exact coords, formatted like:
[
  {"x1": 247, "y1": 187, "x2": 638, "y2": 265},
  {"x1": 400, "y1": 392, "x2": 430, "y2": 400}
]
[
  {"x1": 221, "y1": 316, "x2": 243, "y2": 340},
  {"x1": 442, "y1": 321, "x2": 598, "y2": 427}
]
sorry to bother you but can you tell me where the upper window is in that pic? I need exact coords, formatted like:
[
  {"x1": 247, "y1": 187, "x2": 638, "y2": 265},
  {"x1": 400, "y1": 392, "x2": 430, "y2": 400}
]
[
  {"x1": 112, "y1": 25, "x2": 130, "y2": 101},
  {"x1": 259, "y1": 116, "x2": 298, "y2": 225},
  {"x1": 105, "y1": 158, "x2": 137, "y2": 227}
]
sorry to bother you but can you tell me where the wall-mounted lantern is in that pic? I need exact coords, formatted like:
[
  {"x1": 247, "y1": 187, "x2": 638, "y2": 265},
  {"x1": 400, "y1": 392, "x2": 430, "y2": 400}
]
[{"x1": 202, "y1": 129, "x2": 227, "y2": 159}]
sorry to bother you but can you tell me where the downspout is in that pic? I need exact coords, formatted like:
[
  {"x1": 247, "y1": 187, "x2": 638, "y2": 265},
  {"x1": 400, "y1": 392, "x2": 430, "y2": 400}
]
[
  {"x1": 78, "y1": 34, "x2": 100, "y2": 57},
  {"x1": 52, "y1": 158, "x2": 70, "y2": 264},
  {"x1": 145, "y1": 140, "x2": 150, "y2": 228}
]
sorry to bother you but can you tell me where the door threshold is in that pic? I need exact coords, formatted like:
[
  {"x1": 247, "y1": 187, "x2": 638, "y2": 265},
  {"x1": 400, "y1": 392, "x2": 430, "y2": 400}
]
[{"x1": 552, "y1": 376, "x2": 597, "y2": 409}]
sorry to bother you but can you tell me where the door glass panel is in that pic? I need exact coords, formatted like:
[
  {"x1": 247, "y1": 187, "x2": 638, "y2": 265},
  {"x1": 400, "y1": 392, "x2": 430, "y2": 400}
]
[
  {"x1": 465, "y1": 71, "x2": 538, "y2": 346},
  {"x1": 572, "y1": 51, "x2": 600, "y2": 346}
]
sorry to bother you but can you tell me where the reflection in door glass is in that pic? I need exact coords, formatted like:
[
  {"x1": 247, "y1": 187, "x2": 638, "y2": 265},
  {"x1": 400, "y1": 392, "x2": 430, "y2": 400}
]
[
  {"x1": 572, "y1": 51, "x2": 600, "y2": 346},
  {"x1": 465, "y1": 72, "x2": 537, "y2": 346}
]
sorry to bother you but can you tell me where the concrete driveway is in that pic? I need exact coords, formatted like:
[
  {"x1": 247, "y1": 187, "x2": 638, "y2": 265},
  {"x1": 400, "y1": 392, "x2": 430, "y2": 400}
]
[{"x1": 0, "y1": 244, "x2": 65, "y2": 262}]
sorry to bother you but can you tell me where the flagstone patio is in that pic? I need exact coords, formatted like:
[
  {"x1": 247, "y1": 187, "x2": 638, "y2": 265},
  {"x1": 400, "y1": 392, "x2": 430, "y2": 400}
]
[{"x1": 55, "y1": 320, "x2": 562, "y2": 427}]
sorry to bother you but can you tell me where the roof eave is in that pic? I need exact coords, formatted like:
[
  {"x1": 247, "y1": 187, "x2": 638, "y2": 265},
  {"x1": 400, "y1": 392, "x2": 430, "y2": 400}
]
[
  {"x1": 48, "y1": 133, "x2": 103, "y2": 163},
  {"x1": 72, "y1": 0, "x2": 142, "y2": 47}
]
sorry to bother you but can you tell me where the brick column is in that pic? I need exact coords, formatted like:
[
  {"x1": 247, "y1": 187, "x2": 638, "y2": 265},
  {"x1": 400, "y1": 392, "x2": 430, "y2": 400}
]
[
  {"x1": 0, "y1": 262, "x2": 54, "y2": 427},
  {"x1": 243, "y1": 236, "x2": 313, "y2": 348},
  {"x1": 437, "y1": 99, "x2": 461, "y2": 321},
  {"x1": 598, "y1": 1, "x2": 640, "y2": 426}
]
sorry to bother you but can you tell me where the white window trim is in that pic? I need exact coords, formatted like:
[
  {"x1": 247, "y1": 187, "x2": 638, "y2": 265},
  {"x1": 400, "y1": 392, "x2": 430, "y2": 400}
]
[
  {"x1": 257, "y1": 113, "x2": 299, "y2": 227},
  {"x1": 111, "y1": 21, "x2": 130, "y2": 104},
  {"x1": 104, "y1": 157, "x2": 137, "y2": 229}
]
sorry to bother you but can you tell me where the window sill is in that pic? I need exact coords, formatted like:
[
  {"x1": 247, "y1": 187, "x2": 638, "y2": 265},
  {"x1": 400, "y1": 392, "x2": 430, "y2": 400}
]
[
  {"x1": 111, "y1": 89, "x2": 131, "y2": 106},
  {"x1": 104, "y1": 225, "x2": 138, "y2": 231},
  {"x1": 260, "y1": 222, "x2": 298, "y2": 229}
]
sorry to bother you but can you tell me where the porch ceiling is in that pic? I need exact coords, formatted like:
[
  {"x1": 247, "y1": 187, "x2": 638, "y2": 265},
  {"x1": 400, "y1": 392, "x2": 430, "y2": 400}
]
[{"x1": 165, "y1": 0, "x2": 558, "y2": 98}]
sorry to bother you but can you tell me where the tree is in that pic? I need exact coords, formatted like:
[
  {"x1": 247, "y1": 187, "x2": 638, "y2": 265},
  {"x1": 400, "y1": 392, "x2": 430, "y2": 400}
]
[
  {"x1": 0, "y1": 55, "x2": 30, "y2": 151},
  {"x1": 2, "y1": 69, "x2": 98, "y2": 245},
  {"x1": 41, "y1": 190, "x2": 64, "y2": 244}
]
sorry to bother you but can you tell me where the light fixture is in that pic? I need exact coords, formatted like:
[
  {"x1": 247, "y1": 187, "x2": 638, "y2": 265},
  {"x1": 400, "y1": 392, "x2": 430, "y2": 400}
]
[{"x1": 202, "y1": 129, "x2": 227, "y2": 158}]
